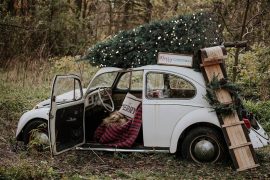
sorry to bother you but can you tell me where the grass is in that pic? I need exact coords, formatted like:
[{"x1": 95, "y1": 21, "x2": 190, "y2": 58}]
[
  {"x1": 1, "y1": 148, "x2": 270, "y2": 179},
  {"x1": 0, "y1": 59, "x2": 270, "y2": 179}
]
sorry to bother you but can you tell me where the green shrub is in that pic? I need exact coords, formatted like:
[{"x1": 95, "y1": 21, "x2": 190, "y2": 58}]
[
  {"x1": 244, "y1": 100, "x2": 270, "y2": 132},
  {"x1": 226, "y1": 44, "x2": 270, "y2": 101}
]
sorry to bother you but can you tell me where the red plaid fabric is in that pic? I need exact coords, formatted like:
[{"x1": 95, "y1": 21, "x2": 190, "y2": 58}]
[{"x1": 94, "y1": 104, "x2": 142, "y2": 148}]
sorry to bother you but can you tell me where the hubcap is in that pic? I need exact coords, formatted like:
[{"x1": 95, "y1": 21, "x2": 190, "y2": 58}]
[
  {"x1": 194, "y1": 140, "x2": 215, "y2": 161},
  {"x1": 190, "y1": 136, "x2": 220, "y2": 163}
]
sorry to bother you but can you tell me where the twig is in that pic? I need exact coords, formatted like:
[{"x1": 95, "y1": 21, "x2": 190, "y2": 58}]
[
  {"x1": 90, "y1": 148, "x2": 105, "y2": 163},
  {"x1": 223, "y1": 41, "x2": 248, "y2": 48},
  {"x1": 0, "y1": 136, "x2": 7, "y2": 143}
]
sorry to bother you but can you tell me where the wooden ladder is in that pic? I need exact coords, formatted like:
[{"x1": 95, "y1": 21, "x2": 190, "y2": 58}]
[{"x1": 200, "y1": 46, "x2": 259, "y2": 171}]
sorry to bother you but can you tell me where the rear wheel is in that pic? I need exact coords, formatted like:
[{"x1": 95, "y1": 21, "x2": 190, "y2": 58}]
[
  {"x1": 181, "y1": 127, "x2": 226, "y2": 163},
  {"x1": 23, "y1": 120, "x2": 49, "y2": 149}
]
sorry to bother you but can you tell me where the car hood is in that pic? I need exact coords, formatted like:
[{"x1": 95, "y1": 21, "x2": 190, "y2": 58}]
[{"x1": 35, "y1": 88, "x2": 87, "y2": 109}]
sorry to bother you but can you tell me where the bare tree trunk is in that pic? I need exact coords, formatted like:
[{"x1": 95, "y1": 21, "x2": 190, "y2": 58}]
[
  {"x1": 30, "y1": 0, "x2": 36, "y2": 16},
  {"x1": 80, "y1": 0, "x2": 86, "y2": 19},
  {"x1": 122, "y1": 0, "x2": 130, "y2": 30},
  {"x1": 144, "y1": 0, "x2": 152, "y2": 23},
  {"x1": 108, "y1": 0, "x2": 112, "y2": 35},
  {"x1": 232, "y1": 0, "x2": 250, "y2": 82}
]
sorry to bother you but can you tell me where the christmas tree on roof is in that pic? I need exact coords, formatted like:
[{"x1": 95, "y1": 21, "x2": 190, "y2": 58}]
[{"x1": 84, "y1": 12, "x2": 223, "y2": 70}]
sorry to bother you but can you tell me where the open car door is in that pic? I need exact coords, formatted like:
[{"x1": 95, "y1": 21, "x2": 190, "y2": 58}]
[{"x1": 49, "y1": 75, "x2": 85, "y2": 155}]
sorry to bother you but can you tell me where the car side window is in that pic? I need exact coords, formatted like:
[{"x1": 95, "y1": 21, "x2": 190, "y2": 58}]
[
  {"x1": 54, "y1": 77, "x2": 82, "y2": 103},
  {"x1": 117, "y1": 71, "x2": 143, "y2": 90},
  {"x1": 146, "y1": 72, "x2": 196, "y2": 99},
  {"x1": 117, "y1": 72, "x2": 130, "y2": 89}
]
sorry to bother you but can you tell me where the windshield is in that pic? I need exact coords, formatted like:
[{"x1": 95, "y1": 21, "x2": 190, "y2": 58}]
[{"x1": 89, "y1": 72, "x2": 118, "y2": 89}]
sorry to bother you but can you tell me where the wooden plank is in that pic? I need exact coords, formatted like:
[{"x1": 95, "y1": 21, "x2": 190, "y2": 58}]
[
  {"x1": 236, "y1": 146, "x2": 256, "y2": 168},
  {"x1": 201, "y1": 59, "x2": 223, "y2": 67},
  {"x1": 201, "y1": 46, "x2": 227, "y2": 61},
  {"x1": 234, "y1": 148, "x2": 244, "y2": 169},
  {"x1": 237, "y1": 164, "x2": 260, "y2": 172},
  {"x1": 215, "y1": 89, "x2": 232, "y2": 104},
  {"x1": 227, "y1": 125, "x2": 247, "y2": 145},
  {"x1": 229, "y1": 142, "x2": 252, "y2": 149},
  {"x1": 238, "y1": 147, "x2": 250, "y2": 169},
  {"x1": 223, "y1": 112, "x2": 238, "y2": 125},
  {"x1": 222, "y1": 121, "x2": 244, "y2": 128},
  {"x1": 204, "y1": 65, "x2": 224, "y2": 81}
]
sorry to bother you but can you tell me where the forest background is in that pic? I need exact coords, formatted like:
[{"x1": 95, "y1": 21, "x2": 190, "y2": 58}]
[
  {"x1": 1, "y1": 0, "x2": 270, "y2": 99},
  {"x1": 0, "y1": 0, "x2": 270, "y2": 179}
]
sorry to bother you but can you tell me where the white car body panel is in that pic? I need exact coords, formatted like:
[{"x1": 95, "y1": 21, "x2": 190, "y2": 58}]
[
  {"x1": 16, "y1": 65, "x2": 269, "y2": 152},
  {"x1": 249, "y1": 124, "x2": 270, "y2": 148},
  {"x1": 49, "y1": 99, "x2": 85, "y2": 155},
  {"x1": 169, "y1": 108, "x2": 221, "y2": 153},
  {"x1": 142, "y1": 68, "x2": 209, "y2": 148},
  {"x1": 16, "y1": 107, "x2": 49, "y2": 137},
  {"x1": 142, "y1": 104, "x2": 199, "y2": 147}
]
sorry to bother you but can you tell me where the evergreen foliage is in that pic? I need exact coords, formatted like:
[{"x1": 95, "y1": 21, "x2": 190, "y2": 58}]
[{"x1": 84, "y1": 12, "x2": 223, "y2": 69}]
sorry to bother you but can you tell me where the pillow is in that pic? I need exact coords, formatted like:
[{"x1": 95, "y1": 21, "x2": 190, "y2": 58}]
[{"x1": 118, "y1": 93, "x2": 142, "y2": 119}]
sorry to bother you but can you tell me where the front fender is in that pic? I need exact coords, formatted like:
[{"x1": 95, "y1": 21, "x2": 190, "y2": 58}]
[
  {"x1": 170, "y1": 108, "x2": 220, "y2": 153},
  {"x1": 16, "y1": 108, "x2": 49, "y2": 138}
]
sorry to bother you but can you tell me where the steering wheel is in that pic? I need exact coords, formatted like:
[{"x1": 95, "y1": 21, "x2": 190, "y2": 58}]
[{"x1": 97, "y1": 87, "x2": 115, "y2": 112}]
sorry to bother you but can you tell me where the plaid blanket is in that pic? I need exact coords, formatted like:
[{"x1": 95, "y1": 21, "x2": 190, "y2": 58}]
[{"x1": 94, "y1": 105, "x2": 142, "y2": 148}]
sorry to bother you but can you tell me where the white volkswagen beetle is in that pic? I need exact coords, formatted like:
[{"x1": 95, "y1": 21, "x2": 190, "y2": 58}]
[{"x1": 16, "y1": 65, "x2": 270, "y2": 163}]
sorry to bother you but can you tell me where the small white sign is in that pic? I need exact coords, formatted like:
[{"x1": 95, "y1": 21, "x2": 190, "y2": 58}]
[{"x1": 157, "y1": 52, "x2": 193, "y2": 67}]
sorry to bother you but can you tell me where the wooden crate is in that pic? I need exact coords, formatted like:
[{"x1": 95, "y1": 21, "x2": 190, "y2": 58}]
[{"x1": 200, "y1": 46, "x2": 259, "y2": 171}]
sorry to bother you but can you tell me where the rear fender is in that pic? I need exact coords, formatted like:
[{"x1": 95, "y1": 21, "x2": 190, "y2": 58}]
[{"x1": 170, "y1": 108, "x2": 220, "y2": 153}]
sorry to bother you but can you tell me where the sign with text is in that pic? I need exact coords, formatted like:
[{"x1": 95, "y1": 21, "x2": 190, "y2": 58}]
[{"x1": 157, "y1": 52, "x2": 193, "y2": 67}]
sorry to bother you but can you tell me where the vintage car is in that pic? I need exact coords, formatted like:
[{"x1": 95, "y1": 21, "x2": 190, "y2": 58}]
[{"x1": 16, "y1": 65, "x2": 270, "y2": 163}]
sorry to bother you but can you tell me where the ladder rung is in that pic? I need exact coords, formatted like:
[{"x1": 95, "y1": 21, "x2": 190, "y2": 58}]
[
  {"x1": 237, "y1": 164, "x2": 260, "y2": 172},
  {"x1": 218, "y1": 101, "x2": 233, "y2": 105},
  {"x1": 222, "y1": 121, "x2": 244, "y2": 128},
  {"x1": 229, "y1": 142, "x2": 252, "y2": 149},
  {"x1": 200, "y1": 59, "x2": 223, "y2": 67}
]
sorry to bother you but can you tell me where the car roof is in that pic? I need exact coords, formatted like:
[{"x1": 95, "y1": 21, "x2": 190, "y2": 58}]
[
  {"x1": 94, "y1": 67, "x2": 123, "y2": 76},
  {"x1": 133, "y1": 64, "x2": 196, "y2": 74},
  {"x1": 135, "y1": 65, "x2": 203, "y2": 84},
  {"x1": 95, "y1": 65, "x2": 202, "y2": 81},
  {"x1": 86, "y1": 65, "x2": 205, "y2": 93},
  {"x1": 97, "y1": 65, "x2": 198, "y2": 74}
]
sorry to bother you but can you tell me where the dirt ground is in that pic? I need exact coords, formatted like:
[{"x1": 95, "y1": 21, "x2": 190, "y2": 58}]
[{"x1": 1, "y1": 137, "x2": 270, "y2": 179}]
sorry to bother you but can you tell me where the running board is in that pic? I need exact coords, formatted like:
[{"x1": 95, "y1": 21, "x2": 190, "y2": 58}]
[{"x1": 76, "y1": 146, "x2": 170, "y2": 153}]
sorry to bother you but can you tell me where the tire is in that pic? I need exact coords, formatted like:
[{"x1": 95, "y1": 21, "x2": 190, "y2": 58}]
[
  {"x1": 181, "y1": 127, "x2": 226, "y2": 163},
  {"x1": 23, "y1": 119, "x2": 49, "y2": 147}
]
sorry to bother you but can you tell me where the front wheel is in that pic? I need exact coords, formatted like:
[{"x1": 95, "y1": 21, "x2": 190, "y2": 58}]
[
  {"x1": 23, "y1": 119, "x2": 49, "y2": 149},
  {"x1": 181, "y1": 127, "x2": 226, "y2": 163}
]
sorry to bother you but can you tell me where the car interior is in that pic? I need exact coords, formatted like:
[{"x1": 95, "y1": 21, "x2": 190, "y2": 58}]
[{"x1": 84, "y1": 70, "x2": 144, "y2": 148}]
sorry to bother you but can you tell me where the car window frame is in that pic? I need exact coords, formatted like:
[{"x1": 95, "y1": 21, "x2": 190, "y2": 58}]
[
  {"x1": 88, "y1": 71, "x2": 119, "y2": 91},
  {"x1": 115, "y1": 70, "x2": 144, "y2": 91},
  {"x1": 53, "y1": 76, "x2": 84, "y2": 104},
  {"x1": 145, "y1": 71, "x2": 197, "y2": 100}
]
